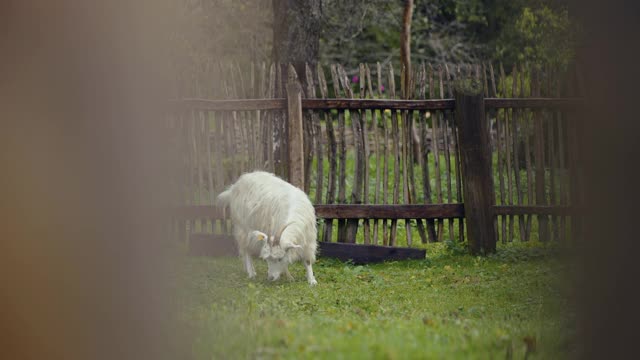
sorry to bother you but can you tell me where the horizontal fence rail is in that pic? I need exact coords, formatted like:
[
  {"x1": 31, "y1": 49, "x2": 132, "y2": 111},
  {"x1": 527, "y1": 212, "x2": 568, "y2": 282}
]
[
  {"x1": 172, "y1": 97, "x2": 583, "y2": 112},
  {"x1": 173, "y1": 205, "x2": 574, "y2": 219}
]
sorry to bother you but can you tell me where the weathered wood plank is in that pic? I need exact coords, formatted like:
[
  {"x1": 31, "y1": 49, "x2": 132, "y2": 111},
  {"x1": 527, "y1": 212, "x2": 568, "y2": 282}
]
[
  {"x1": 173, "y1": 97, "x2": 582, "y2": 112},
  {"x1": 189, "y1": 233, "x2": 426, "y2": 264},
  {"x1": 304, "y1": 99, "x2": 455, "y2": 110},
  {"x1": 455, "y1": 80, "x2": 497, "y2": 254},
  {"x1": 175, "y1": 204, "x2": 571, "y2": 220},
  {"x1": 315, "y1": 204, "x2": 464, "y2": 219}
]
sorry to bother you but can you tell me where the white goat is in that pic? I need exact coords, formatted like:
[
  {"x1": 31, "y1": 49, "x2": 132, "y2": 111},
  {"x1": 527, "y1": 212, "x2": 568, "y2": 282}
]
[{"x1": 217, "y1": 171, "x2": 318, "y2": 285}]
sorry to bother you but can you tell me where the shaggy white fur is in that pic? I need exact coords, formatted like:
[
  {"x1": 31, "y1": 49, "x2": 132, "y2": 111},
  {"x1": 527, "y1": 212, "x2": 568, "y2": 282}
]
[{"x1": 217, "y1": 171, "x2": 318, "y2": 285}]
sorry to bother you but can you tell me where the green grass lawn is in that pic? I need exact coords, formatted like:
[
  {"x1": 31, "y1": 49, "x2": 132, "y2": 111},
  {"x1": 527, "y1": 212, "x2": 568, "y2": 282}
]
[{"x1": 174, "y1": 241, "x2": 577, "y2": 359}]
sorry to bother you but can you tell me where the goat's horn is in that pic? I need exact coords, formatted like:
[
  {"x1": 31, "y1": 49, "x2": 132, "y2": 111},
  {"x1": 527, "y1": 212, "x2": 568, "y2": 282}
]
[{"x1": 273, "y1": 222, "x2": 294, "y2": 246}]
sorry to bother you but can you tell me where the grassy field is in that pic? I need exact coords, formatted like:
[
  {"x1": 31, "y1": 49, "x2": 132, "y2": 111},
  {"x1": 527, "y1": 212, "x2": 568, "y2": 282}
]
[{"x1": 174, "y1": 241, "x2": 577, "y2": 359}]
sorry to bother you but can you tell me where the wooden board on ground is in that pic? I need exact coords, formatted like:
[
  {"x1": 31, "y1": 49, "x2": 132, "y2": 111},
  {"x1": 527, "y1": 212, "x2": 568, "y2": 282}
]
[
  {"x1": 318, "y1": 242, "x2": 426, "y2": 265},
  {"x1": 187, "y1": 233, "x2": 426, "y2": 264}
]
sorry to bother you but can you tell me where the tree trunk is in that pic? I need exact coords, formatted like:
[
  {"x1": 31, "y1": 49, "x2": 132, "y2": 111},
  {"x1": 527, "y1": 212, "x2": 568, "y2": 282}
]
[
  {"x1": 272, "y1": 0, "x2": 321, "y2": 181},
  {"x1": 400, "y1": 0, "x2": 413, "y2": 98},
  {"x1": 272, "y1": 0, "x2": 321, "y2": 89},
  {"x1": 400, "y1": 0, "x2": 421, "y2": 162}
]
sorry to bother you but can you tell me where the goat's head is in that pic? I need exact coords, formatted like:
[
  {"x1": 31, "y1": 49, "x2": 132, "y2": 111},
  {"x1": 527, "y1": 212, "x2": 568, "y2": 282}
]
[{"x1": 249, "y1": 222, "x2": 301, "y2": 281}]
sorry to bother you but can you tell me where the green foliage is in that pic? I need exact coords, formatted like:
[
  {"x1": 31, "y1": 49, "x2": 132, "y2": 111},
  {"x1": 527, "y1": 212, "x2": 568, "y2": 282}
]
[
  {"x1": 320, "y1": 0, "x2": 577, "y2": 70},
  {"x1": 445, "y1": 238, "x2": 468, "y2": 255},
  {"x1": 496, "y1": 5, "x2": 575, "y2": 66},
  {"x1": 175, "y1": 241, "x2": 576, "y2": 359}
]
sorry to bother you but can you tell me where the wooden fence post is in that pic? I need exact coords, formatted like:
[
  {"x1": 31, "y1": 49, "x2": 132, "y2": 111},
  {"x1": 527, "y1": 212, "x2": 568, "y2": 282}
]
[
  {"x1": 286, "y1": 65, "x2": 305, "y2": 189},
  {"x1": 454, "y1": 80, "x2": 496, "y2": 254}
]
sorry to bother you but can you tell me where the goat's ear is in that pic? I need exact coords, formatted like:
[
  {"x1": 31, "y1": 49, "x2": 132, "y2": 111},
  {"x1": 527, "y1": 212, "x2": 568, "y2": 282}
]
[
  {"x1": 284, "y1": 243, "x2": 302, "y2": 250},
  {"x1": 250, "y1": 231, "x2": 268, "y2": 242}
]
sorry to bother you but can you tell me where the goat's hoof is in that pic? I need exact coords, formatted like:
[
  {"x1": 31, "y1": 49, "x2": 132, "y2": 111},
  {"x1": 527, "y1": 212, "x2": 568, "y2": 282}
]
[{"x1": 308, "y1": 279, "x2": 318, "y2": 286}]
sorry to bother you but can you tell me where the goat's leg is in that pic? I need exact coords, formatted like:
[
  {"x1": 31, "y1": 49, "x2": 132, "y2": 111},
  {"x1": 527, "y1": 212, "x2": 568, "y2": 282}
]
[
  {"x1": 284, "y1": 267, "x2": 294, "y2": 281},
  {"x1": 243, "y1": 253, "x2": 256, "y2": 279},
  {"x1": 304, "y1": 260, "x2": 317, "y2": 286}
]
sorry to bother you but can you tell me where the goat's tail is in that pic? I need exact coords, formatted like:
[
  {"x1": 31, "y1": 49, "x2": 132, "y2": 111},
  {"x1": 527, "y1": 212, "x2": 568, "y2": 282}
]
[{"x1": 216, "y1": 187, "x2": 232, "y2": 206}]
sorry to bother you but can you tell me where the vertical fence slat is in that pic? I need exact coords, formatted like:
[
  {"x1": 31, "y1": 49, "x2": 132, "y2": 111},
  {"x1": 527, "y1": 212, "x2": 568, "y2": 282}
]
[
  {"x1": 490, "y1": 62, "x2": 506, "y2": 243},
  {"x1": 499, "y1": 64, "x2": 513, "y2": 241},
  {"x1": 192, "y1": 110, "x2": 204, "y2": 233},
  {"x1": 420, "y1": 63, "x2": 437, "y2": 243},
  {"x1": 195, "y1": 69, "x2": 210, "y2": 233},
  {"x1": 380, "y1": 63, "x2": 390, "y2": 245},
  {"x1": 367, "y1": 63, "x2": 382, "y2": 245},
  {"x1": 179, "y1": 110, "x2": 189, "y2": 241},
  {"x1": 511, "y1": 65, "x2": 526, "y2": 241},
  {"x1": 305, "y1": 63, "x2": 324, "y2": 241},
  {"x1": 337, "y1": 65, "x2": 362, "y2": 244},
  {"x1": 410, "y1": 63, "x2": 428, "y2": 244},
  {"x1": 431, "y1": 65, "x2": 444, "y2": 242},
  {"x1": 533, "y1": 66, "x2": 549, "y2": 242},
  {"x1": 286, "y1": 65, "x2": 305, "y2": 190},
  {"x1": 445, "y1": 64, "x2": 464, "y2": 244},
  {"x1": 521, "y1": 65, "x2": 534, "y2": 241},
  {"x1": 401, "y1": 65, "x2": 412, "y2": 247},
  {"x1": 544, "y1": 65, "x2": 556, "y2": 241},
  {"x1": 389, "y1": 64, "x2": 400, "y2": 246},
  {"x1": 440, "y1": 68, "x2": 454, "y2": 242},
  {"x1": 308, "y1": 65, "x2": 324, "y2": 203},
  {"x1": 318, "y1": 65, "x2": 337, "y2": 243},
  {"x1": 360, "y1": 64, "x2": 371, "y2": 245},
  {"x1": 301, "y1": 65, "x2": 313, "y2": 194},
  {"x1": 329, "y1": 65, "x2": 348, "y2": 242}
]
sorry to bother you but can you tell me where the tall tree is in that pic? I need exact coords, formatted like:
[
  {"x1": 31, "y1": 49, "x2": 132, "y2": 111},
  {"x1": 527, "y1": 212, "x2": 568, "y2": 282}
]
[
  {"x1": 271, "y1": 0, "x2": 322, "y2": 179},
  {"x1": 400, "y1": 0, "x2": 414, "y2": 98},
  {"x1": 272, "y1": 0, "x2": 322, "y2": 82}
]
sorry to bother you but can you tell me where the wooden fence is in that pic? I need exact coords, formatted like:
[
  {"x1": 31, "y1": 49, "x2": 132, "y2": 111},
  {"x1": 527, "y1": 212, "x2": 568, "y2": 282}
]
[{"x1": 169, "y1": 61, "x2": 583, "y2": 255}]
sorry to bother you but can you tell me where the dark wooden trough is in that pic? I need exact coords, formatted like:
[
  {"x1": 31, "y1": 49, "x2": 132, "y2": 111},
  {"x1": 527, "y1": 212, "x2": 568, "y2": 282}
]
[
  {"x1": 317, "y1": 242, "x2": 426, "y2": 265},
  {"x1": 187, "y1": 234, "x2": 426, "y2": 264}
]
